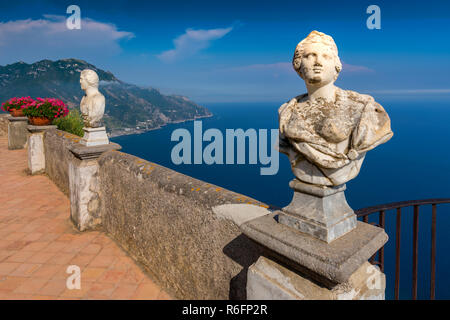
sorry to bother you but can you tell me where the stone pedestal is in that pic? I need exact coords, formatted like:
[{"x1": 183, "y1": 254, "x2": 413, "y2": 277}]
[
  {"x1": 247, "y1": 256, "x2": 385, "y2": 300},
  {"x1": 278, "y1": 179, "x2": 356, "y2": 243},
  {"x1": 240, "y1": 212, "x2": 388, "y2": 300},
  {"x1": 80, "y1": 127, "x2": 109, "y2": 146},
  {"x1": 68, "y1": 142, "x2": 121, "y2": 231},
  {"x1": 0, "y1": 114, "x2": 10, "y2": 136},
  {"x1": 27, "y1": 125, "x2": 57, "y2": 174},
  {"x1": 8, "y1": 116, "x2": 28, "y2": 150}
]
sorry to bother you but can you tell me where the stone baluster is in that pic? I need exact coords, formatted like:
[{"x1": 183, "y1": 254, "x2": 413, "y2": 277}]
[
  {"x1": 8, "y1": 116, "x2": 28, "y2": 150},
  {"x1": 67, "y1": 68, "x2": 120, "y2": 231},
  {"x1": 27, "y1": 125, "x2": 57, "y2": 174},
  {"x1": 240, "y1": 211, "x2": 387, "y2": 300},
  {"x1": 68, "y1": 143, "x2": 120, "y2": 231}
]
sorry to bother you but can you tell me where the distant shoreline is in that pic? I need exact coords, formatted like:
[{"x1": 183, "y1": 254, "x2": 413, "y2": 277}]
[{"x1": 108, "y1": 113, "x2": 213, "y2": 138}]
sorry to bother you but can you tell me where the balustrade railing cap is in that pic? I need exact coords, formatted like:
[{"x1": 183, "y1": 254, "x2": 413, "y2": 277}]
[
  {"x1": 27, "y1": 125, "x2": 57, "y2": 133},
  {"x1": 8, "y1": 116, "x2": 28, "y2": 122},
  {"x1": 68, "y1": 142, "x2": 122, "y2": 160},
  {"x1": 240, "y1": 212, "x2": 388, "y2": 286}
]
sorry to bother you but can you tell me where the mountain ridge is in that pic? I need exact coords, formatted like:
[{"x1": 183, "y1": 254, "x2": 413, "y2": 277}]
[{"x1": 0, "y1": 58, "x2": 212, "y2": 135}]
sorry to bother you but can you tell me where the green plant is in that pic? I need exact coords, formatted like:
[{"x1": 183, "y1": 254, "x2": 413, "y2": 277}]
[{"x1": 53, "y1": 109, "x2": 84, "y2": 137}]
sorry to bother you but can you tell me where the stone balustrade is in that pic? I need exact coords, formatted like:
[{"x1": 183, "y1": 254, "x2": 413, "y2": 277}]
[
  {"x1": 22, "y1": 126, "x2": 268, "y2": 299},
  {"x1": 0, "y1": 115, "x2": 388, "y2": 300}
]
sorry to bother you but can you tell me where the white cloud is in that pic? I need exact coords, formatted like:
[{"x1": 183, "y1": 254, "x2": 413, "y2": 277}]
[
  {"x1": 341, "y1": 62, "x2": 374, "y2": 73},
  {"x1": 157, "y1": 26, "x2": 233, "y2": 62},
  {"x1": 0, "y1": 15, "x2": 134, "y2": 64}
]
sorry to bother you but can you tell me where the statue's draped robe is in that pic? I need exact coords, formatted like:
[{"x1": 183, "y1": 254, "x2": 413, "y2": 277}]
[{"x1": 279, "y1": 88, "x2": 393, "y2": 186}]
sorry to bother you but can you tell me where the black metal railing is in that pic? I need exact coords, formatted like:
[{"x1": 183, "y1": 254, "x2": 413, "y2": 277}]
[{"x1": 355, "y1": 198, "x2": 450, "y2": 300}]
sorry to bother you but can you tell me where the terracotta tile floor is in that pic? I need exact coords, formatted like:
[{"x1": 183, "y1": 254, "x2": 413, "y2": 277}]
[{"x1": 0, "y1": 137, "x2": 171, "y2": 300}]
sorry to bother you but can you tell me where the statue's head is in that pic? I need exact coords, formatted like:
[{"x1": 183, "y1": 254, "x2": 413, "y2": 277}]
[
  {"x1": 80, "y1": 69, "x2": 99, "y2": 91},
  {"x1": 292, "y1": 31, "x2": 342, "y2": 87}
]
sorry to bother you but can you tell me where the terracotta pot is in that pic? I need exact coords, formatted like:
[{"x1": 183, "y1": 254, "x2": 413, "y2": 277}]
[
  {"x1": 9, "y1": 108, "x2": 24, "y2": 117},
  {"x1": 29, "y1": 116, "x2": 52, "y2": 126}
]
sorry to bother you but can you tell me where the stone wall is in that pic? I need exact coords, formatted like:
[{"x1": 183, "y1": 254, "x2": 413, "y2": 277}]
[
  {"x1": 41, "y1": 130, "x2": 268, "y2": 299},
  {"x1": 43, "y1": 129, "x2": 80, "y2": 196},
  {"x1": 98, "y1": 151, "x2": 267, "y2": 300},
  {"x1": 0, "y1": 114, "x2": 10, "y2": 136}
]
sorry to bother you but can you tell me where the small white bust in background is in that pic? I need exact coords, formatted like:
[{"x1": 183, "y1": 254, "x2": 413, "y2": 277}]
[
  {"x1": 79, "y1": 69, "x2": 109, "y2": 146},
  {"x1": 80, "y1": 69, "x2": 105, "y2": 128}
]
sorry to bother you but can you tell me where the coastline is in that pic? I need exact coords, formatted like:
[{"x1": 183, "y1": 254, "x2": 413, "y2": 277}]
[{"x1": 108, "y1": 113, "x2": 213, "y2": 138}]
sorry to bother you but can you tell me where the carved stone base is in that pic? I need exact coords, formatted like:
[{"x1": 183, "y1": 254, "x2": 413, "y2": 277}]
[
  {"x1": 247, "y1": 256, "x2": 385, "y2": 300},
  {"x1": 278, "y1": 179, "x2": 356, "y2": 243},
  {"x1": 69, "y1": 158, "x2": 101, "y2": 231},
  {"x1": 68, "y1": 142, "x2": 121, "y2": 231},
  {"x1": 240, "y1": 213, "x2": 388, "y2": 285},
  {"x1": 80, "y1": 127, "x2": 109, "y2": 146}
]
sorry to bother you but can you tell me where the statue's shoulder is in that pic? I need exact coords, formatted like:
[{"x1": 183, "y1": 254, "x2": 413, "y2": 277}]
[
  {"x1": 341, "y1": 88, "x2": 375, "y2": 104},
  {"x1": 94, "y1": 91, "x2": 105, "y2": 99},
  {"x1": 341, "y1": 88, "x2": 388, "y2": 116},
  {"x1": 278, "y1": 93, "x2": 307, "y2": 115},
  {"x1": 92, "y1": 92, "x2": 105, "y2": 104}
]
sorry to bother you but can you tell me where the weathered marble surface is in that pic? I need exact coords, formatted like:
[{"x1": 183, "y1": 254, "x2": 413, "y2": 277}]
[
  {"x1": 279, "y1": 179, "x2": 356, "y2": 243},
  {"x1": 279, "y1": 31, "x2": 393, "y2": 187}
]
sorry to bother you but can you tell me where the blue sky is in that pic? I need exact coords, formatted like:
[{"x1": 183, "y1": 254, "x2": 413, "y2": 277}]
[{"x1": 0, "y1": 0, "x2": 449, "y2": 102}]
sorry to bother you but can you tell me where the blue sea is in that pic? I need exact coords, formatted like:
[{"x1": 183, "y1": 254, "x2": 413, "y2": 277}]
[{"x1": 111, "y1": 96, "x2": 450, "y2": 300}]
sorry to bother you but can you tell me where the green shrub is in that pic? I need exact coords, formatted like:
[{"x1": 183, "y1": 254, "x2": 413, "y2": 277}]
[{"x1": 54, "y1": 109, "x2": 84, "y2": 137}]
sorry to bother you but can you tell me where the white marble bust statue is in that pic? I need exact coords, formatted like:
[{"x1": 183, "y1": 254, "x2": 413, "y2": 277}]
[
  {"x1": 80, "y1": 69, "x2": 105, "y2": 128},
  {"x1": 279, "y1": 31, "x2": 393, "y2": 187}
]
